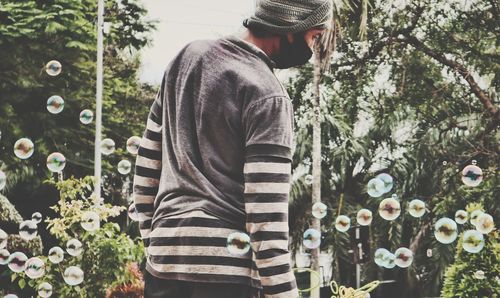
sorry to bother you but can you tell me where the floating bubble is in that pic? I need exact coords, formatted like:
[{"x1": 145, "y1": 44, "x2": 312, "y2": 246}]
[
  {"x1": 367, "y1": 178, "x2": 385, "y2": 198},
  {"x1": 19, "y1": 220, "x2": 38, "y2": 241},
  {"x1": 426, "y1": 249, "x2": 432, "y2": 257},
  {"x1": 461, "y1": 165, "x2": 483, "y2": 187},
  {"x1": 378, "y1": 198, "x2": 401, "y2": 221},
  {"x1": 471, "y1": 159, "x2": 477, "y2": 165},
  {"x1": 442, "y1": 161, "x2": 448, "y2": 165},
  {"x1": 80, "y1": 109, "x2": 94, "y2": 125},
  {"x1": 0, "y1": 228, "x2": 7, "y2": 249},
  {"x1": 376, "y1": 173, "x2": 393, "y2": 194},
  {"x1": 394, "y1": 247, "x2": 413, "y2": 268},
  {"x1": 0, "y1": 249, "x2": 10, "y2": 265},
  {"x1": 4, "y1": 294, "x2": 18, "y2": 298},
  {"x1": 470, "y1": 210, "x2": 484, "y2": 226},
  {"x1": 312, "y1": 202, "x2": 327, "y2": 219},
  {"x1": 45, "y1": 60, "x2": 62, "y2": 76},
  {"x1": 473, "y1": 270, "x2": 485, "y2": 280},
  {"x1": 38, "y1": 282, "x2": 53, "y2": 298},
  {"x1": 462, "y1": 230, "x2": 485, "y2": 253},
  {"x1": 374, "y1": 248, "x2": 390, "y2": 267},
  {"x1": 434, "y1": 217, "x2": 458, "y2": 244},
  {"x1": 25, "y1": 257, "x2": 45, "y2": 279},
  {"x1": 226, "y1": 232, "x2": 251, "y2": 255},
  {"x1": 0, "y1": 170, "x2": 6, "y2": 191},
  {"x1": 47, "y1": 95, "x2": 65, "y2": 114},
  {"x1": 118, "y1": 160, "x2": 132, "y2": 175},
  {"x1": 66, "y1": 239, "x2": 83, "y2": 257},
  {"x1": 81, "y1": 211, "x2": 100, "y2": 232},
  {"x1": 475, "y1": 213, "x2": 494, "y2": 234},
  {"x1": 63, "y1": 266, "x2": 84, "y2": 286},
  {"x1": 356, "y1": 209, "x2": 373, "y2": 226},
  {"x1": 128, "y1": 203, "x2": 139, "y2": 221},
  {"x1": 454, "y1": 210, "x2": 468, "y2": 225},
  {"x1": 8, "y1": 251, "x2": 28, "y2": 273},
  {"x1": 408, "y1": 199, "x2": 426, "y2": 218},
  {"x1": 304, "y1": 174, "x2": 313, "y2": 185},
  {"x1": 13, "y1": 138, "x2": 34, "y2": 159},
  {"x1": 48, "y1": 246, "x2": 64, "y2": 264},
  {"x1": 335, "y1": 215, "x2": 351, "y2": 232},
  {"x1": 101, "y1": 138, "x2": 115, "y2": 155},
  {"x1": 126, "y1": 136, "x2": 141, "y2": 155},
  {"x1": 31, "y1": 212, "x2": 42, "y2": 224},
  {"x1": 46, "y1": 152, "x2": 66, "y2": 172},
  {"x1": 303, "y1": 228, "x2": 321, "y2": 249},
  {"x1": 383, "y1": 252, "x2": 396, "y2": 269}
]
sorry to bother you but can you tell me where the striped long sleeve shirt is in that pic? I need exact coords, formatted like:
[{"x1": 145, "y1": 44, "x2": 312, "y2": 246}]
[{"x1": 132, "y1": 34, "x2": 298, "y2": 297}]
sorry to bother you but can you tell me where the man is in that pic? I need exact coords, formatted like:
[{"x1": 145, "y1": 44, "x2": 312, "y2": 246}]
[{"x1": 132, "y1": 0, "x2": 332, "y2": 297}]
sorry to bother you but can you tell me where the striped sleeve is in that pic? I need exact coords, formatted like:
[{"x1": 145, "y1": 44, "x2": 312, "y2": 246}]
[
  {"x1": 243, "y1": 96, "x2": 299, "y2": 298},
  {"x1": 133, "y1": 90, "x2": 163, "y2": 249}
]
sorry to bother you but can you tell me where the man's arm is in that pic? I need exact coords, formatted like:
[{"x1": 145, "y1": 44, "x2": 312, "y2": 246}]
[
  {"x1": 132, "y1": 90, "x2": 163, "y2": 249},
  {"x1": 243, "y1": 96, "x2": 299, "y2": 298}
]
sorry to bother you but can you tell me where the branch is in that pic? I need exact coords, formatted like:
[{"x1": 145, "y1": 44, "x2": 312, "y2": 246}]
[{"x1": 398, "y1": 34, "x2": 500, "y2": 122}]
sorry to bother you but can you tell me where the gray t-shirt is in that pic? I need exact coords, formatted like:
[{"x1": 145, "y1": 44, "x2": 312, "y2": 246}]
[{"x1": 151, "y1": 35, "x2": 294, "y2": 229}]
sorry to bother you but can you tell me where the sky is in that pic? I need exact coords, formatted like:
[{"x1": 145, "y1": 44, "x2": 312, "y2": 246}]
[{"x1": 139, "y1": 0, "x2": 256, "y2": 84}]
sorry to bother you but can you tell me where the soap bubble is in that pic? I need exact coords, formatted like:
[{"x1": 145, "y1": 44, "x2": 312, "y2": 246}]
[
  {"x1": 47, "y1": 95, "x2": 65, "y2": 114},
  {"x1": 63, "y1": 266, "x2": 84, "y2": 286},
  {"x1": 101, "y1": 138, "x2": 115, "y2": 155},
  {"x1": 470, "y1": 210, "x2": 484, "y2": 226},
  {"x1": 335, "y1": 215, "x2": 351, "y2": 232},
  {"x1": 19, "y1": 220, "x2": 38, "y2": 241},
  {"x1": 394, "y1": 247, "x2": 413, "y2": 268},
  {"x1": 80, "y1": 109, "x2": 94, "y2": 125},
  {"x1": 367, "y1": 178, "x2": 385, "y2": 198},
  {"x1": 442, "y1": 161, "x2": 448, "y2": 165},
  {"x1": 0, "y1": 249, "x2": 10, "y2": 265},
  {"x1": 14, "y1": 138, "x2": 34, "y2": 159},
  {"x1": 461, "y1": 165, "x2": 483, "y2": 187},
  {"x1": 378, "y1": 198, "x2": 401, "y2": 221},
  {"x1": 66, "y1": 239, "x2": 83, "y2": 257},
  {"x1": 303, "y1": 228, "x2": 321, "y2": 249},
  {"x1": 434, "y1": 217, "x2": 458, "y2": 244},
  {"x1": 462, "y1": 230, "x2": 485, "y2": 253},
  {"x1": 426, "y1": 249, "x2": 432, "y2": 257},
  {"x1": 383, "y1": 252, "x2": 396, "y2": 269},
  {"x1": 46, "y1": 152, "x2": 66, "y2": 172},
  {"x1": 0, "y1": 170, "x2": 6, "y2": 191},
  {"x1": 25, "y1": 257, "x2": 45, "y2": 279},
  {"x1": 454, "y1": 210, "x2": 468, "y2": 224},
  {"x1": 81, "y1": 211, "x2": 100, "y2": 232},
  {"x1": 356, "y1": 209, "x2": 373, "y2": 226},
  {"x1": 304, "y1": 174, "x2": 313, "y2": 185},
  {"x1": 408, "y1": 199, "x2": 426, "y2": 218},
  {"x1": 128, "y1": 203, "x2": 139, "y2": 221},
  {"x1": 4, "y1": 294, "x2": 18, "y2": 298},
  {"x1": 475, "y1": 213, "x2": 494, "y2": 234},
  {"x1": 0, "y1": 228, "x2": 7, "y2": 249},
  {"x1": 48, "y1": 246, "x2": 64, "y2": 264},
  {"x1": 376, "y1": 173, "x2": 393, "y2": 193},
  {"x1": 226, "y1": 232, "x2": 251, "y2": 255},
  {"x1": 126, "y1": 136, "x2": 141, "y2": 155},
  {"x1": 473, "y1": 270, "x2": 485, "y2": 280},
  {"x1": 118, "y1": 160, "x2": 132, "y2": 175},
  {"x1": 374, "y1": 248, "x2": 390, "y2": 267},
  {"x1": 8, "y1": 251, "x2": 28, "y2": 272},
  {"x1": 45, "y1": 60, "x2": 62, "y2": 76},
  {"x1": 312, "y1": 202, "x2": 327, "y2": 219},
  {"x1": 38, "y1": 282, "x2": 53, "y2": 298},
  {"x1": 31, "y1": 212, "x2": 42, "y2": 224}
]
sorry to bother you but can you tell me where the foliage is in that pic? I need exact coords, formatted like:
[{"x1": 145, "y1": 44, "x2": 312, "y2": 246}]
[
  {"x1": 6, "y1": 176, "x2": 144, "y2": 297},
  {"x1": 286, "y1": 0, "x2": 499, "y2": 296},
  {"x1": 441, "y1": 205, "x2": 499, "y2": 298}
]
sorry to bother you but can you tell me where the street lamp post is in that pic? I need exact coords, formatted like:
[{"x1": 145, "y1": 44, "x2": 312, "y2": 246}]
[{"x1": 94, "y1": 0, "x2": 104, "y2": 198}]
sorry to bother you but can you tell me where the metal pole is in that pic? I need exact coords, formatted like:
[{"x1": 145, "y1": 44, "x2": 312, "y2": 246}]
[{"x1": 94, "y1": 0, "x2": 104, "y2": 198}]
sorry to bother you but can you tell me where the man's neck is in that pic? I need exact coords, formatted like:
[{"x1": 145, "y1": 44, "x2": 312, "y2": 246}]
[{"x1": 236, "y1": 30, "x2": 278, "y2": 58}]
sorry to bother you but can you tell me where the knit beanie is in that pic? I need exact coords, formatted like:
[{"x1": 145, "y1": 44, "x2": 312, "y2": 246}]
[{"x1": 243, "y1": 0, "x2": 333, "y2": 34}]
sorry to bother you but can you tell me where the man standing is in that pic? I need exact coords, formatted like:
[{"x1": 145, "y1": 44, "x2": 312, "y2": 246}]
[{"x1": 132, "y1": 1, "x2": 332, "y2": 297}]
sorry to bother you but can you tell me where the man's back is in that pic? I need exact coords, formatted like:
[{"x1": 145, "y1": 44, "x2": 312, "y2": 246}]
[{"x1": 133, "y1": 35, "x2": 298, "y2": 296}]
